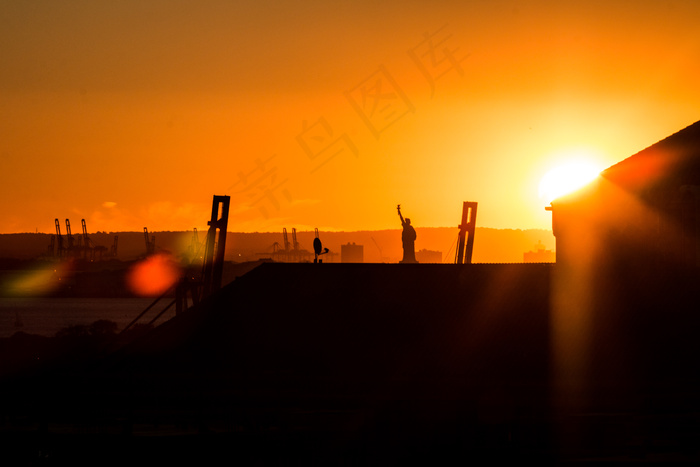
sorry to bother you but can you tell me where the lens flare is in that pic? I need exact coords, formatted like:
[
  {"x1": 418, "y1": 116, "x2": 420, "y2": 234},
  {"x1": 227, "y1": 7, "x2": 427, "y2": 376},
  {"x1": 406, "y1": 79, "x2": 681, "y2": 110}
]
[
  {"x1": 126, "y1": 253, "x2": 182, "y2": 297},
  {"x1": 2, "y1": 260, "x2": 75, "y2": 296}
]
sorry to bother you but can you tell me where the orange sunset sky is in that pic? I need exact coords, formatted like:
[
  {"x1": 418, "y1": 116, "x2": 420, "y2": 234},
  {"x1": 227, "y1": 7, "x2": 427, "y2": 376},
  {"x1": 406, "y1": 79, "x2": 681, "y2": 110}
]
[{"x1": 2, "y1": 1, "x2": 699, "y2": 234}]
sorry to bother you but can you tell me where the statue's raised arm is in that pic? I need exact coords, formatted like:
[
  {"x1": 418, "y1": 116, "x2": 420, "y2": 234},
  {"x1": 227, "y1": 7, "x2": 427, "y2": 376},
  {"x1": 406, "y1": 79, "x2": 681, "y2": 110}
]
[{"x1": 397, "y1": 204, "x2": 405, "y2": 225}]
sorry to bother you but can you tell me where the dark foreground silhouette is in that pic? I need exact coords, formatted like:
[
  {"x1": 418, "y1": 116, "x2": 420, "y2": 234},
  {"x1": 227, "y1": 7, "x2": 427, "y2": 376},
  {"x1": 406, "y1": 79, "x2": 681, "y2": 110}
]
[{"x1": 2, "y1": 262, "x2": 700, "y2": 464}]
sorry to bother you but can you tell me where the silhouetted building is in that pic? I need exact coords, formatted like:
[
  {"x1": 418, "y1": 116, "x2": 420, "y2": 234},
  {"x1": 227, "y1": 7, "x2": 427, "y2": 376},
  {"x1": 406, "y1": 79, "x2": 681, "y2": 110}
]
[
  {"x1": 549, "y1": 120, "x2": 700, "y2": 268},
  {"x1": 415, "y1": 248, "x2": 441, "y2": 263},
  {"x1": 523, "y1": 241, "x2": 555, "y2": 263},
  {"x1": 341, "y1": 242, "x2": 363, "y2": 263}
]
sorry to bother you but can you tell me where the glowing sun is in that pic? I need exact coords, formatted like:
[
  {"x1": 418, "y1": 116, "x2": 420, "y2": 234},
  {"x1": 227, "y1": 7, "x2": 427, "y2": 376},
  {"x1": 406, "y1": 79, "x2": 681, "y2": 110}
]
[{"x1": 539, "y1": 160, "x2": 602, "y2": 204}]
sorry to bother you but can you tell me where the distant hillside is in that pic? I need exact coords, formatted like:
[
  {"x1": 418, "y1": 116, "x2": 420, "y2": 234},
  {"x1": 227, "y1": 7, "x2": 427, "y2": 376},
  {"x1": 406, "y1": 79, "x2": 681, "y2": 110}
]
[{"x1": 0, "y1": 228, "x2": 554, "y2": 264}]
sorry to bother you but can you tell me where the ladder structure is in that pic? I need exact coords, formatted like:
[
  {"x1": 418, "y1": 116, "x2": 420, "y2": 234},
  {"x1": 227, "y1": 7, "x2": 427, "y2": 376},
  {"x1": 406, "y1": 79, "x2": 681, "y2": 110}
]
[
  {"x1": 455, "y1": 202, "x2": 478, "y2": 264},
  {"x1": 200, "y1": 195, "x2": 230, "y2": 298}
]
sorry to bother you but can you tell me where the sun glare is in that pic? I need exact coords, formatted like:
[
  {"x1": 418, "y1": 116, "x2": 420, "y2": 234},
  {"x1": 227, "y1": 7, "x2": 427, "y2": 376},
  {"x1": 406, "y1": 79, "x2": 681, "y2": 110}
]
[{"x1": 539, "y1": 160, "x2": 602, "y2": 204}]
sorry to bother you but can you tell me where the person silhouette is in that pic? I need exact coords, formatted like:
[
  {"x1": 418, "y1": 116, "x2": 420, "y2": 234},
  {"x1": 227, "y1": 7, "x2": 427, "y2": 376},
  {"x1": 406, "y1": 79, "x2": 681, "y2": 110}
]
[
  {"x1": 397, "y1": 205, "x2": 417, "y2": 263},
  {"x1": 313, "y1": 228, "x2": 329, "y2": 263}
]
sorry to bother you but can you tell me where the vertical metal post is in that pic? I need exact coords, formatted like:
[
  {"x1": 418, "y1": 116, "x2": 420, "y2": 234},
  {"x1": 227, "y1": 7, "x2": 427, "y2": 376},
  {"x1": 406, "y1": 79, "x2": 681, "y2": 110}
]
[
  {"x1": 456, "y1": 202, "x2": 478, "y2": 264},
  {"x1": 202, "y1": 195, "x2": 230, "y2": 298}
]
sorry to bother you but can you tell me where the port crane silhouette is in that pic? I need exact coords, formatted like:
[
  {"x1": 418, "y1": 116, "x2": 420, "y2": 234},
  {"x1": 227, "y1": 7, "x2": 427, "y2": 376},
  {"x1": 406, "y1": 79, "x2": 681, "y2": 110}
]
[{"x1": 144, "y1": 227, "x2": 156, "y2": 255}]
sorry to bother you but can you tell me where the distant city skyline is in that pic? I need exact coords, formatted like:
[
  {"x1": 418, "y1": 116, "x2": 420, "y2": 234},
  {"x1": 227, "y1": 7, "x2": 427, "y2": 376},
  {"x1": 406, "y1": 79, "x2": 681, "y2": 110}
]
[{"x1": 0, "y1": 226, "x2": 555, "y2": 265}]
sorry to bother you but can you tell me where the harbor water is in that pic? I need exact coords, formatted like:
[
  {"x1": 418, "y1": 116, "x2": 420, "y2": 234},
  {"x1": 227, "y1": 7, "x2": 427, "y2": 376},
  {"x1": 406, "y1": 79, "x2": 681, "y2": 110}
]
[{"x1": 0, "y1": 297, "x2": 166, "y2": 338}]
